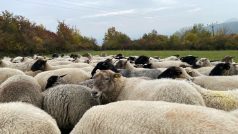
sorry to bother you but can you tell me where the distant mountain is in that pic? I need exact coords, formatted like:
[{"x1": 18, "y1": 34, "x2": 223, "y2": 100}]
[{"x1": 207, "y1": 19, "x2": 238, "y2": 34}]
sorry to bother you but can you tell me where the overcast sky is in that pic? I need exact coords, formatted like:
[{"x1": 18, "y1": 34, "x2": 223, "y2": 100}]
[{"x1": 1, "y1": 0, "x2": 238, "y2": 44}]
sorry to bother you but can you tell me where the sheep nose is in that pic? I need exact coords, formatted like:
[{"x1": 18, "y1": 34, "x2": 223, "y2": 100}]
[{"x1": 91, "y1": 91, "x2": 98, "y2": 97}]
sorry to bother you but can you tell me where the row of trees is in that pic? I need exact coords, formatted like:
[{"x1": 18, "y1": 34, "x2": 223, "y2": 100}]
[
  {"x1": 102, "y1": 25, "x2": 238, "y2": 50},
  {"x1": 1, "y1": 10, "x2": 238, "y2": 56},
  {"x1": 0, "y1": 11, "x2": 99, "y2": 56}
]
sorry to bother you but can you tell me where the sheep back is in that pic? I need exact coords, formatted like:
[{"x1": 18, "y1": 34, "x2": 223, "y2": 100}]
[
  {"x1": 0, "y1": 102, "x2": 60, "y2": 134},
  {"x1": 0, "y1": 75, "x2": 42, "y2": 108},
  {"x1": 43, "y1": 84, "x2": 99, "y2": 132},
  {"x1": 71, "y1": 101, "x2": 238, "y2": 134}
]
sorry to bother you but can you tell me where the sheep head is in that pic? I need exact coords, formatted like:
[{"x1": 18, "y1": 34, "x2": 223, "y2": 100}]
[
  {"x1": 91, "y1": 70, "x2": 122, "y2": 101},
  {"x1": 31, "y1": 59, "x2": 47, "y2": 71}
]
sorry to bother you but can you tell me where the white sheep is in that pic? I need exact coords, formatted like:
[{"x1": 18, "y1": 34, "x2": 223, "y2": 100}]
[
  {"x1": 43, "y1": 84, "x2": 99, "y2": 133},
  {"x1": 160, "y1": 67, "x2": 238, "y2": 91},
  {"x1": 35, "y1": 68, "x2": 91, "y2": 91},
  {"x1": 0, "y1": 102, "x2": 60, "y2": 134},
  {"x1": 31, "y1": 59, "x2": 92, "y2": 71},
  {"x1": 115, "y1": 60, "x2": 166, "y2": 79},
  {"x1": 0, "y1": 58, "x2": 36, "y2": 72},
  {"x1": 71, "y1": 101, "x2": 238, "y2": 134},
  {"x1": 189, "y1": 82, "x2": 238, "y2": 111},
  {"x1": 0, "y1": 68, "x2": 25, "y2": 84},
  {"x1": 196, "y1": 58, "x2": 212, "y2": 67},
  {"x1": 149, "y1": 60, "x2": 191, "y2": 68},
  {"x1": 91, "y1": 70, "x2": 205, "y2": 106},
  {"x1": 0, "y1": 75, "x2": 43, "y2": 107}
]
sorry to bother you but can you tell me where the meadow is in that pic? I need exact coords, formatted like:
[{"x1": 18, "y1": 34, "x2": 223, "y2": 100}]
[{"x1": 73, "y1": 50, "x2": 238, "y2": 62}]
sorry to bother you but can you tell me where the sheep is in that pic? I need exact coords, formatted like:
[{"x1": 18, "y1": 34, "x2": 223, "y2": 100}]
[
  {"x1": 157, "y1": 66, "x2": 238, "y2": 91},
  {"x1": 91, "y1": 70, "x2": 205, "y2": 106},
  {"x1": 52, "y1": 53, "x2": 59, "y2": 58},
  {"x1": 0, "y1": 75, "x2": 43, "y2": 107},
  {"x1": 196, "y1": 58, "x2": 212, "y2": 67},
  {"x1": 180, "y1": 55, "x2": 199, "y2": 67},
  {"x1": 11, "y1": 56, "x2": 25, "y2": 63},
  {"x1": 230, "y1": 109, "x2": 238, "y2": 118},
  {"x1": 115, "y1": 60, "x2": 165, "y2": 79},
  {"x1": 91, "y1": 59, "x2": 119, "y2": 77},
  {"x1": 0, "y1": 68, "x2": 25, "y2": 84},
  {"x1": 185, "y1": 67, "x2": 204, "y2": 77},
  {"x1": 71, "y1": 101, "x2": 238, "y2": 134},
  {"x1": 188, "y1": 82, "x2": 238, "y2": 111},
  {"x1": 79, "y1": 79, "x2": 95, "y2": 89},
  {"x1": 160, "y1": 55, "x2": 179, "y2": 61},
  {"x1": 134, "y1": 55, "x2": 150, "y2": 64},
  {"x1": 197, "y1": 62, "x2": 238, "y2": 76},
  {"x1": 149, "y1": 60, "x2": 191, "y2": 68},
  {"x1": 222, "y1": 55, "x2": 234, "y2": 63},
  {"x1": 114, "y1": 53, "x2": 125, "y2": 59},
  {"x1": 31, "y1": 59, "x2": 92, "y2": 72},
  {"x1": 0, "y1": 102, "x2": 60, "y2": 134},
  {"x1": 43, "y1": 84, "x2": 99, "y2": 133},
  {"x1": 0, "y1": 58, "x2": 36, "y2": 72},
  {"x1": 35, "y1": 68, "x2": 91, "y2": 91},
  {"x1": 209, "y1": 62, "x2": 231, "y2": 76}
]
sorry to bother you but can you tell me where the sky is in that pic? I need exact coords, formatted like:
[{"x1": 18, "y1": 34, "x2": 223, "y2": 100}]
[{"x1": 0, "y1": 0, "x2": 238, "y2": 44}]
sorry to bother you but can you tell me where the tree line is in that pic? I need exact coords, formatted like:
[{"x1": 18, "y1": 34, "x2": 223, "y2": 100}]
[
  {"x1": 0, "y1": 11, "x2": 238, "y2": 56},
  {"x1": 0, "y1": 11, "x2": 99, "y2": 56},
  {"x1": 102, "y1": 25, "x2": 238, "y2": 50}
]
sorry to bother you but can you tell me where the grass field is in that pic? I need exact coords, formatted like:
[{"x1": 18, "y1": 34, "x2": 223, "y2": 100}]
[{"x1": 72, "y1": 50, "x2": 238, "y2": 62}]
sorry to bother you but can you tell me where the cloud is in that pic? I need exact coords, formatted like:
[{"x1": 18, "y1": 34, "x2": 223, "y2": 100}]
[
  {"x1": 81, "y1": 9, "x2": 136, "y2": 18},
  {"x1": 144, "y1": 6, "x2": 171, "y2": 13},
  {"x1": 158, "y1": 0, "x2": 178, "y2": 5},
  {"x1": 187, "y1": 7, "x2": 202, "y2": 13}
]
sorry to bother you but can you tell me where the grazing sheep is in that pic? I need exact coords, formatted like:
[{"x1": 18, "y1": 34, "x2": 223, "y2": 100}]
[
  {"x1": 0, "y1": 75, "x2": 42, "y2": 107},
  {"x1": 31, "y1": 59, "x2": 91, "y2": 71},
  {"x1": 0, "y1": 102, "x2": 60, "y2": 134},
  {"x1": 157, "y1": 66, "x2": 238, "y2": 91},
  {"x1": 91, "y1": 70, "x2": 205, "y2": 106},
  {"x1": 0, "y1": 68, "x2": 25, "y2": 84},
  {"x1": 43, "y1": 84, "x2": 99, "y2": 133},
  {"x1": 71, "y1": 101, "x2": 238, "y2": 134},
  {"x1": 35, "y1": 68, "x2": 90, "y2": 91},
  {"x1": 116, "y1": 60, "x2": 165, "y2": 79}
]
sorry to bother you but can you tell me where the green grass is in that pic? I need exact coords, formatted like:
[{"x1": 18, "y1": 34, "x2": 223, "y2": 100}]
[{"x1": 71, "y1": 50, "x2": 238, "y2": 62}]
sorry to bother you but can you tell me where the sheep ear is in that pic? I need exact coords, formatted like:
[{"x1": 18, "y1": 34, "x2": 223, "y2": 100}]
[{"x1": 113, "y1": 73, "x2": 121, "y2": 78}]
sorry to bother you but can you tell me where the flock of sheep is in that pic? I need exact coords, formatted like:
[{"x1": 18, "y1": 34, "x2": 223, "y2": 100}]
[{"x1": 0, "y1": 53, "x2": 238, "y2": 134}]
